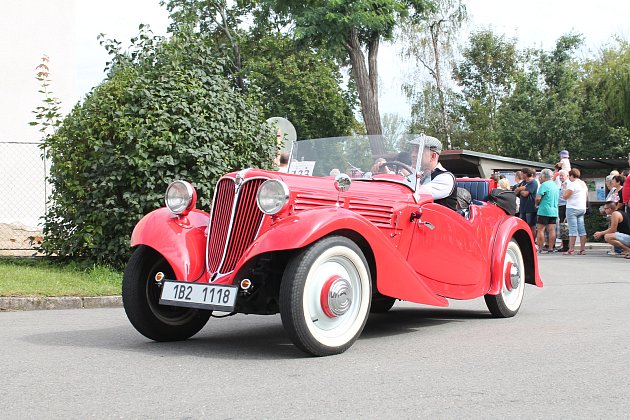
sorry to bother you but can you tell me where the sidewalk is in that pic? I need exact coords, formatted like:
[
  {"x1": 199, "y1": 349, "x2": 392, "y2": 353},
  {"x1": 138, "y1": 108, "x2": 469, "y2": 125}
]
[{"x1": 0, "y1": 295, "x2": 122, "y2": 311}]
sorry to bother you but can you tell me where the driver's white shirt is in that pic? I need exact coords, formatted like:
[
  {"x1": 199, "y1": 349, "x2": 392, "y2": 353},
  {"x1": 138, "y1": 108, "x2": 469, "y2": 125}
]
[{"x1": 418, "y1": 163, "x2": 455, "y2": 200}]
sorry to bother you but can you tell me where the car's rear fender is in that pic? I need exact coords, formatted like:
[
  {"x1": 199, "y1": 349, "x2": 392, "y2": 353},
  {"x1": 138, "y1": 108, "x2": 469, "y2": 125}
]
[
  {"x1": 488, "y1": 216, "x2": 543, "y2": 295},
  {"x1": 239, "y1": 208, "x2": 448, "y2": 307},
  {"x1": 130, "y1": 207, "x2": 209, "y2": 281}
]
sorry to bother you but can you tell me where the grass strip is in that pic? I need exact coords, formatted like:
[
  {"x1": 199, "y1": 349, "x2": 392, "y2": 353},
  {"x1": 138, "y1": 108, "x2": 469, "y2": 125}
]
[{"x1": 0, "y1": 257, "x2": 122, "y2": 297}]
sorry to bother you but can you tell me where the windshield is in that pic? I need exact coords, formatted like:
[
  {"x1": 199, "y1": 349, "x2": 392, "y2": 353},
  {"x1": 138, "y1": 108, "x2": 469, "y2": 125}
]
[{"x1": 286, "y1": 134, "x2": 431, "y2": 191}]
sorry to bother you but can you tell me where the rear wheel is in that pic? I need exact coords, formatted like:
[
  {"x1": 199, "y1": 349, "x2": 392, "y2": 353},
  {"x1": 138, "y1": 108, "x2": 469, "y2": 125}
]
[
  {"x1": 484, "y1": 239, "x2": 525, "y2": 318},
  {"x1": 280, "y1": 236, "x2": 372, "y2": 356},
  {"x1": 122, "y1": 246, "x2": 210, "y2": 341}
]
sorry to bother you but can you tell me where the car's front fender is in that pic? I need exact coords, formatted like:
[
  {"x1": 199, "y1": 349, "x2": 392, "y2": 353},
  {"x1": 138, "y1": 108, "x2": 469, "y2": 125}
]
[
  {"x1": 488, "y1": 216, "x2": 543, "y2": 295},
  {"x1": 239, "y1": 208, "x2": 448, "y2": 307},
  {"x1": 130, "y1": 208, "x2": 209, "y2": 281}
]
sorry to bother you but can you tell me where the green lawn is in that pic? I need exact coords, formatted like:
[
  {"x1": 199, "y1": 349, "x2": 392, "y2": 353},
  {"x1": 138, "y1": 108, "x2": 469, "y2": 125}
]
[{"x1": 0, "y1": 258, "x2": 122, "y2": 297}]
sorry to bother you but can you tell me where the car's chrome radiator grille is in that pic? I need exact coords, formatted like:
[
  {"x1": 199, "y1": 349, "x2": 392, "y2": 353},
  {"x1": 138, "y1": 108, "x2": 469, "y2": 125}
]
[
  {"x1": 207, "y1": 177, "x2": 265, "y2": 277},
  {"x1": 348, "y1": 200, "x2": 394, "y2": 227}
]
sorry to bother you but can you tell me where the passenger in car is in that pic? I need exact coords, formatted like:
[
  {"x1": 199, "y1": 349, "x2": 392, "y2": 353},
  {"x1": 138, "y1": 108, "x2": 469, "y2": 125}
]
[
  {"x1": 276, "y1": 151, "x2": 290, "y2": 173},
  {"x1": 410, "y1": 135, "x2": 457, "y2": 210}
]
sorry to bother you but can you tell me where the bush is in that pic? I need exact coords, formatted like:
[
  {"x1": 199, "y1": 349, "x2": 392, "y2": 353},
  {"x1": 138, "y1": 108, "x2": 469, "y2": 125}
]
[{"x1": 41, "y1": 27, "x2": 275, "y2": 266}]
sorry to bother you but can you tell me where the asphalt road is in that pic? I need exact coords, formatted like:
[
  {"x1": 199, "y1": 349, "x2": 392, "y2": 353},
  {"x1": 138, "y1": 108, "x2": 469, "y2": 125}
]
[{"x1": 1, "y1": 250, "x2": 629, "y2": 419}]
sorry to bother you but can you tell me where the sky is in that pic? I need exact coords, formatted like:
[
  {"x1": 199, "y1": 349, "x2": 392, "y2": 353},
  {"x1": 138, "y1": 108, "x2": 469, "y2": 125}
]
[
  {"x1": 72, "y1": 0, "x2": 630, "y2": 120},
  {"x1": 4, "y1": 0, "x2": 630, "y2": 144}
]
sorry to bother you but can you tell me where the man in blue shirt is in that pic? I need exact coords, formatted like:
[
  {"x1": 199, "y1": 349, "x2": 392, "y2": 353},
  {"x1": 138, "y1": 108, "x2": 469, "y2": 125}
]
[{"x1": 535, "y1": 168, "x2": 560, "y2": 252}]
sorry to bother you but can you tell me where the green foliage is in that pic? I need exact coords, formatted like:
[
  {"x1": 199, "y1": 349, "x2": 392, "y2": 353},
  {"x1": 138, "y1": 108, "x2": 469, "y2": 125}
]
[
  {"x1": 30, "y1": 55, "x2": 63, "y2": 138},
  {"x1": 40, "y1": 27, "x2": 275, "y2": 266},
  {"x1": 453, "y1": 30, "x2": 518, "y2": 154},
  {"x1": 163, "y1": 1, "x2": 357, "y2": 138},
  {"x1": 242, "y1": 32, "x2": 355, "y2": 139},
  {"x1": 400, "y1": 0, "x2": 467, "y2": 145},
  {"x1": 455, "y1": 30, "x2": 630, "y2": 162}
]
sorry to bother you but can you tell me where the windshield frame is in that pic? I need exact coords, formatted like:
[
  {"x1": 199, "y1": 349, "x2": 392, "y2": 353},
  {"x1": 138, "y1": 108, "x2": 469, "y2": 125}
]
[{"x1": 285, "y1": 134, "x2": 430, "y2": 191}]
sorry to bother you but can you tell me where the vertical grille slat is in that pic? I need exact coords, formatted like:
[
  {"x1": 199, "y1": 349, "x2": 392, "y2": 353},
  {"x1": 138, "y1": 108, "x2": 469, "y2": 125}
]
[{"x1": 207, "y1": 176, "x2": 266, "y2": 278}]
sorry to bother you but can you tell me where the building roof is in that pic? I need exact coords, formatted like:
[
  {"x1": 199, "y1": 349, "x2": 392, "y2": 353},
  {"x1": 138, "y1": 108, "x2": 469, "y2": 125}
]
[
  {"x1": 570, "y1": 157, "x2": 629, "y2": 171},
  {"x1": 439, "y1": 149, "x2": 554, "y2": 178}
]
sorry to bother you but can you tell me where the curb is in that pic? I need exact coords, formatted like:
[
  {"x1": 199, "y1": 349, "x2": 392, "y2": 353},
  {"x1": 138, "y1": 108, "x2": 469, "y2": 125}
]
[{"x1": 0, "y1": 296, "x2": 122, "y2": 312}]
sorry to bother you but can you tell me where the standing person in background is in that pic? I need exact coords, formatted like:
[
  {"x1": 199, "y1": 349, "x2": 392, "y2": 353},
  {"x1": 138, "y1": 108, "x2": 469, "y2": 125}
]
[
  {"x1": 514, "y1": 168, "x2": 539, "y2": 239},
  {"x1": 535, "y1": 169, "x2": 560, "y2": 253},
  {"x1": 498, "y1": 178, "x2": 510, "y2": 190},
  {"x1": 512, "y1": 170, "x2": 525, "y2": 216},
  {"x1": 557, "y1": 150, "x2": 571, "y2": 171},
  {"x1": 563, "y1": 168, "x2": 588, "y2": 255},
  {"x1": 622, "y1": 163, "x2": 630, "y2": 216},
  {"x1": 556, "y1": 169, "x2": 570, "y2": 252},
  {"x1": 610, "y1": 175, "x2": 624, "y2": 210}
]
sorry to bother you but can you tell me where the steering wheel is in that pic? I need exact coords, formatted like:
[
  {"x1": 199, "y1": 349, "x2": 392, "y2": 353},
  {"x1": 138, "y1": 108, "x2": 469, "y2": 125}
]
[{"x1": 385, "y1": 160, "x2": 415, "y2": 176}]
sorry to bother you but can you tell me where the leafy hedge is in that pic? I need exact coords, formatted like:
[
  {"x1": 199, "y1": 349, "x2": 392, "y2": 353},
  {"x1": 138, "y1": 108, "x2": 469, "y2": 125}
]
[{"x1": 41, "y1": 28, "x2": 275, "y2": 266}]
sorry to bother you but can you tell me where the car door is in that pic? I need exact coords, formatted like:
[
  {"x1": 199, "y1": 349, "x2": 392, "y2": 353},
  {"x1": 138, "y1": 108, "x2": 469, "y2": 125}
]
[{"x1": 406, "y1": 203, "x2": 487, "y2": 299}]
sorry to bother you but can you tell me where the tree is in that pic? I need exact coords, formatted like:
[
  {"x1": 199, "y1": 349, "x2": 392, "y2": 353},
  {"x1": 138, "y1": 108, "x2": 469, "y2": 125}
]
[
  {"x1": 535, "y1": 34, "x2": 584, "y2": 161},
  {"x1": 585, "y1": 39, "x2": 630, "y2": 132},
  {"x1": 577, "y1": 38, "x2": 630, "y2": 158},
  {"x1": 40, "y1": 28, "x2": 275, "y2": 265},
  {"x1": 162, "y1": 0, "x2": 250, "y2": 92},
  {"x1": 262, "y1": 0, "x2": 435, "y2": 154},
  {"x1": 453, "y1": 30, "x2": 518, "y2": 154},
  {"x1": 163, "y1": 0, "x2": 357, "y2": 138},
  {"x1": 496, "y1": 51, "x2": 546, "y2": 160},
  {"x1": 242, "y1": 32, "x2": 355, "y2": 139},
  {"x1": 400, "y1": 0, "x2": 467, "y2": 147}
]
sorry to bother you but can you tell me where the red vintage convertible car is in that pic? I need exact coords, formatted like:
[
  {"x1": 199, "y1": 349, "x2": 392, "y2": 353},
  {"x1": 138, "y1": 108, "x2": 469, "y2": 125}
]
[{"x1": 122, "y1": 135, "x2": 542, "y2": 356}]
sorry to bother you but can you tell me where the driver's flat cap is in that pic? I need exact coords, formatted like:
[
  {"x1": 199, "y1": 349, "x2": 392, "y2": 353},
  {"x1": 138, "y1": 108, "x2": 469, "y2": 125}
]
[{"x1": 409, "y1": 134, "x2": 442, "y2": 154}]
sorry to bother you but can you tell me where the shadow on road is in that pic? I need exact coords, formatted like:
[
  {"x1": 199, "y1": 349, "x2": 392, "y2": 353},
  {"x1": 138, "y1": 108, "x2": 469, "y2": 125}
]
[
  {"x1": 363, "y1": 307, "x2": 491, "y2": 339},
  {"x1": 22, "y1": 306, "x2": 491, "y2": 360}
]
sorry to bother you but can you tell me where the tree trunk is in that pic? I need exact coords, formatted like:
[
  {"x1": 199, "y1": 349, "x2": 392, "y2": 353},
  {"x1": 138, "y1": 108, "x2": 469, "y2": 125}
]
[
  {"x1": 345, "y1": 30, "x2": 384, "y2": 155},
  {"x1": 430, "y1": 21, "x2": 451, "y2": 149}
]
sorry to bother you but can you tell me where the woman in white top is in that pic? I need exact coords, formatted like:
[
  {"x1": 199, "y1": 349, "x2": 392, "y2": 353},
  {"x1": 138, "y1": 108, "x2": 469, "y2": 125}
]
[{"x1": 563, "y1": 168, "x2": 588, "y2": 255}]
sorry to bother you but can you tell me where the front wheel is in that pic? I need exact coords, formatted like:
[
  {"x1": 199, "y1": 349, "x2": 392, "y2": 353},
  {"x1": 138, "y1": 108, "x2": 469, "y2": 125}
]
[
  {"x1": 280, "y1": 236, "x2": 372, "y2": 356},
  {"x1": 484, "y1": 239, "x2": 525, "y2": 318},
  {"x1": 122, "y1": 246, "x2": 211, "y2": 341}
]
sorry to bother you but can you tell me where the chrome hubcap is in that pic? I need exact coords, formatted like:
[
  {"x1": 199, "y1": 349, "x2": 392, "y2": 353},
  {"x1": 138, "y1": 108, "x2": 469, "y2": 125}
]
[
  {"x1": 321, "y1": 276, "x2": 353, "y2": 318},
  {"x1": 510, "y1": 264, "x2": 521, "y2": 290}
]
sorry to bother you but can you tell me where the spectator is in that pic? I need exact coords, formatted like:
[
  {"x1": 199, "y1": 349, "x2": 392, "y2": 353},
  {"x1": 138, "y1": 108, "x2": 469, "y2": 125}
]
[
  {"x1": 593, "y1": 201, "x2": 630, "y2": 258},
  {"x1": 604, "y1": 174, "x2": 620, "y2": 205},
  {"x1": 556, "y1": 169, "x2": 570, "y2": 252},
  {"x1": 563, "y1": 168, "x2": 588, "y2": 255},
  {"x1": 514, "y1": 168, "x2": 538, "y2": 238},
  {"x1": 498, "y1": 178, "x2": 510, "y2": 190},
  {"x1": 611, "y1": 175, "x2": 625, "y2": 210},
  {"x1": 535, "y1": 169, "x2": 560, "y2": 253},
  {"x1": 557, "y1": 150, "x2": 571, "y2": 172},
  {"x1": 622, "y1": 164, "x2": 630, "y2": 215},
  {"x1": 512, "y1": 170, "x2": 525, "y2": 215}
]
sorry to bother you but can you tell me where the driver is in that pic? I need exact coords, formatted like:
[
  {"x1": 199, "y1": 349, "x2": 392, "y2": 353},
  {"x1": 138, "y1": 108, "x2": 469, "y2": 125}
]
[{"x1": 410, "y1": 135, "x2": 457, "y2": 210}]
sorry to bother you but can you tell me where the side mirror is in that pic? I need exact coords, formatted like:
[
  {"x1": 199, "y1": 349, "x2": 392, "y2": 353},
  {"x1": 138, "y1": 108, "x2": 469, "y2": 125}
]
[{"x1": 334, "y1": 174, "x2": 351, "y2": 192}]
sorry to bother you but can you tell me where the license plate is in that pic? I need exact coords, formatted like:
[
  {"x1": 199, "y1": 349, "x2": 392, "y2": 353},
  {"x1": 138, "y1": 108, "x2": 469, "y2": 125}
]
[{"x1": 159, "y1": 280, "x2": 238, "y2": 311}]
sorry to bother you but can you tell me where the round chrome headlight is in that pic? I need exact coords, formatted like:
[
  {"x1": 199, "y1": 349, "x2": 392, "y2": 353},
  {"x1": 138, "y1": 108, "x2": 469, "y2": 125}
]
[
  {"x1": 165, "y1": 180, "x2": 197, "y2": 216},
  {"x1": 256, "y1": 179, "x2": 290, "y2": 215}
]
